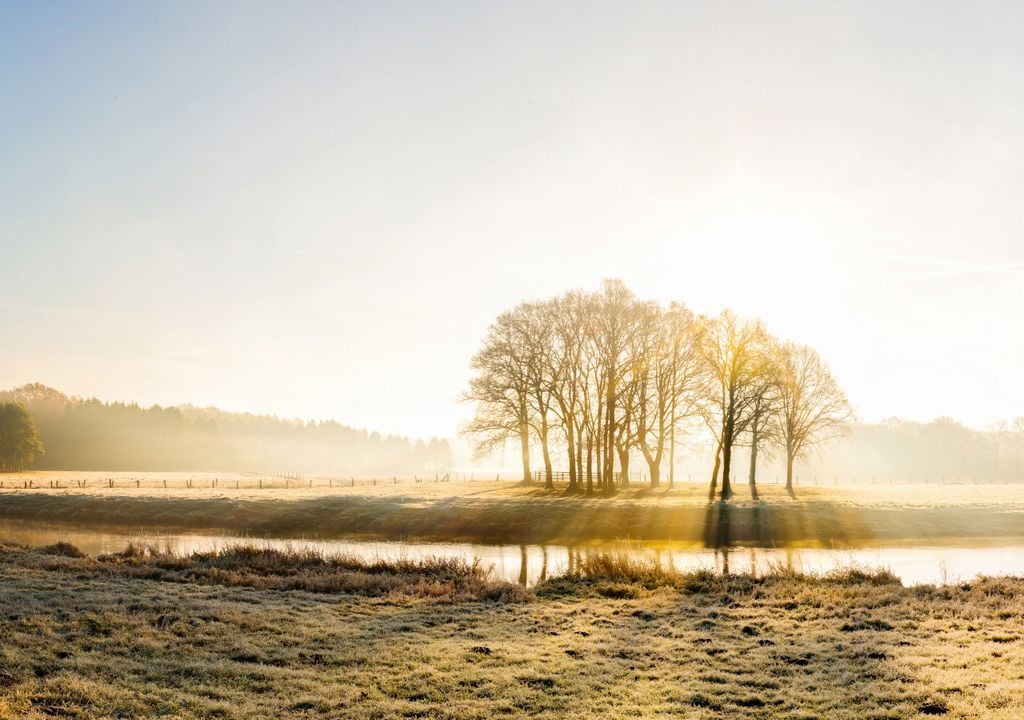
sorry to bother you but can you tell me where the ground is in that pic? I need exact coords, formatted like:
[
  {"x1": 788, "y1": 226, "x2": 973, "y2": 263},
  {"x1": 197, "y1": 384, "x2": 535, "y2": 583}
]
[
  {"x1": 0, "y1": 545, "x2": 1022, "y2": 720},
  {"x1": 1, "y1": 474, "x2": 1023, "y2": 545}
]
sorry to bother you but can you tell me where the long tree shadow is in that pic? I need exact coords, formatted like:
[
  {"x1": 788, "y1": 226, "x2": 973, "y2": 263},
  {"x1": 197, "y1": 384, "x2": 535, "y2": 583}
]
[{"x1": 702, "y1": 498, "x2": 861, "y2": 549}]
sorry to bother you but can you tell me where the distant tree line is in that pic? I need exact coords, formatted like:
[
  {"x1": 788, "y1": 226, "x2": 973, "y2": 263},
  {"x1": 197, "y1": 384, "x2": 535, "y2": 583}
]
[
  {"x1": 0, "y1": 384, "x2": 452, "y2": 474},
  {"x1": 462, "y1": 279, "x2": 853, "y2": 500},
  {"x1": 818, "y1": 416, "x2": 1024, "y2": 483}
]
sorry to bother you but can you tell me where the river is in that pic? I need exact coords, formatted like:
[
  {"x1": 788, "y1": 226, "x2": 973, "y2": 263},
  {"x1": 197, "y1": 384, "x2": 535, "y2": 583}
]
[{"x1": 4, "y1": 519, "x2": 1023, "y2": 586}]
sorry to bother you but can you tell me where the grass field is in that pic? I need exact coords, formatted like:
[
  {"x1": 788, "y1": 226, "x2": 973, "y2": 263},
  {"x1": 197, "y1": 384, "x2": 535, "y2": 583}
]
[
  {"x1": 1, "y1": 474, "x2": 1023, "y2": 546},
  {"x1": 0, "y1": 543, "x2": 1022, "y2": 719}
]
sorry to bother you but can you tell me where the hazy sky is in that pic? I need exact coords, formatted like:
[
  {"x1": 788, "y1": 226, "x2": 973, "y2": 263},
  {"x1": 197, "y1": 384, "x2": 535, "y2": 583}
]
[{"x1": 2, "y1": 1, "x2": 1022, "y2": 437}]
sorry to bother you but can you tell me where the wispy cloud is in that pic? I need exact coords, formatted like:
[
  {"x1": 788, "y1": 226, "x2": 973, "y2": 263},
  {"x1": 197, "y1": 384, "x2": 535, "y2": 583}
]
[{"x1": 836, "y1": 247, "x2": 1024, "y2": 288}]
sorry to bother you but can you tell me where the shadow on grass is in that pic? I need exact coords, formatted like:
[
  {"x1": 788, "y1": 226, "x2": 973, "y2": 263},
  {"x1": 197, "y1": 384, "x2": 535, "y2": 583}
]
[{"x1": 0, "y1": 490, "x2": 1020, "y2": 546}]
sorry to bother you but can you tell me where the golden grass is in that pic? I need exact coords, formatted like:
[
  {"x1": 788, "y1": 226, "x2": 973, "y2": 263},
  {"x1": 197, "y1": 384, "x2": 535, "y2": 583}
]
[
  {"x1": 5, "y1": 472, "x2": 1024, "y2": 507},
  {"x1": 2, "y1": 477, "x2": 1023, "y2": 545},
  {"x1": 0, "y1": 544, "x2": 1021, "y2": 719},
  {"x1": 20, "y1": 542, "x2": 528, "y2": 602}
]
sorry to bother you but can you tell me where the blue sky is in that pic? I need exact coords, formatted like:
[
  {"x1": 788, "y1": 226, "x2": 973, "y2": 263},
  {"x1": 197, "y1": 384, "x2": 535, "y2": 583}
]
[{"x1": 2, "y1": 1, "x2": 1023, "y2": 436}]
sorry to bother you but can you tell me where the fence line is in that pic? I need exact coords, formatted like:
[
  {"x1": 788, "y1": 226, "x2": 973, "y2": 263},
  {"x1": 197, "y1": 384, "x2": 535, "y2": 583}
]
[
  {"x1": 0, "y1": 472, "x2": 494, "y2": 491},
  {"x1": 0, "y1": 472, "x2": 1021, "y2": 491}
]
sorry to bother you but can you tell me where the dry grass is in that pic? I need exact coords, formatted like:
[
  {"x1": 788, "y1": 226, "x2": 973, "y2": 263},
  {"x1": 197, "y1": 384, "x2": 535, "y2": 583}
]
[
  {"x1": 1, "y1": 543, "x2": 1023, "y2": 719},
  {"x1": 5, "y1": 472, "x2": 1024, "y2": 506},
  {"x1": 14, "y1": 543, "x2": 527, "y2": 602}
]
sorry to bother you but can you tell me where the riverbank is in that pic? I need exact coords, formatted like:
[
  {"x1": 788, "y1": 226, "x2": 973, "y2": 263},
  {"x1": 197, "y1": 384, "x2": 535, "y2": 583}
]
[
  {"x1": 1, "y1": 477, "x2": 1023, "y2": 545},
  {"x1": 0, "y1": 543, "x2": 1021, "y2": 719}
]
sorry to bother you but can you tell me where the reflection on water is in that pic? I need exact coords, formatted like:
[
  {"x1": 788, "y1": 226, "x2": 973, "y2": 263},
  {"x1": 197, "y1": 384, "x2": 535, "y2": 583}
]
[{"x1": 1, "y1": 520, "x2": 1022, "y2": 587}]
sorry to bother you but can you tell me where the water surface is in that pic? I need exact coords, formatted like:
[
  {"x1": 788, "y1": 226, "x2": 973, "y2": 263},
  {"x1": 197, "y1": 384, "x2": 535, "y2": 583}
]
[{"x1": 2, "y1": 520, "x2": 1021, "y2": 587}]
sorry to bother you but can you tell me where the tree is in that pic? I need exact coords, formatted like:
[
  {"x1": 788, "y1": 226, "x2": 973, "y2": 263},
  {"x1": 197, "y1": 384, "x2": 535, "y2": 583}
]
[
  {"x1": 462, "y1": 310, "x2": 536, "y2": 482},
  {"x1": 633, "y1": 303, "x2": 702, "y2": 487},
  {"x1": 461, "y1": 281, "x2": 856, "y2": 500},
  {"x1": 514, "y1": 302, "x2": 557, "y2": 489},
  {"x1": 545, "y1": 292, "x2": 592, "y2": 491},
  {"x1": 698, "y1": 310, "x2": 772, "y2": 501},
  {"x1": 0, "y1": 403, "x2": 45, "y2": 472},
  {"x1": 775, "y1": 342, "x2": 853, "y2": 495},
  {"x1": 743, "y1": 343, "x2": 782, "y2": 501},
  {"x1": 589, "y1": 279, "x2": 643, "y2": 493}
]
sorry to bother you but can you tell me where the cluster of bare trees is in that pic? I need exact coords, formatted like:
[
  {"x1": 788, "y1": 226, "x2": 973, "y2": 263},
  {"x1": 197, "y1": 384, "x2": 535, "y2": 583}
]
[{"x1": 462, "y1": 280, "x2": 853, "y2": 500}]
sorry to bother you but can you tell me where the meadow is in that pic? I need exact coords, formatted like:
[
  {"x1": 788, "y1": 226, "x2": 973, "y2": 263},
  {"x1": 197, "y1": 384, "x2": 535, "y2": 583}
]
[
  {"x1": 1, "y1": 473, "x2": 1023, "y2": 546},
  {"x1": 3, "y1": 474, "x2": 1022, "y2": 718},
  {"x1": 0, "y1": 542, "x2": 1022, "y2": 719}
]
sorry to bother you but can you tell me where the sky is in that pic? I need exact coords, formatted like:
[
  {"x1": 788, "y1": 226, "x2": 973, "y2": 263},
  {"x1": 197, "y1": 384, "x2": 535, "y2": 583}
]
[{"x1": 2, "y1": 1, "x2": 1023, "y2": 438}]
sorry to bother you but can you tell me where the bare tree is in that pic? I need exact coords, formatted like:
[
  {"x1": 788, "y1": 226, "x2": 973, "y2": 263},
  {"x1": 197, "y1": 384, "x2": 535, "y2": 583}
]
[
  {"x1": 544, "y1": 293, "x2": 590, "y2": 491},
  {"x1": 462, "y1": 281, "x2": 852, "y2": 503},
  {"x1": 633, "y1": 303, "x2": 702, "y2": 487},
  {"x1": 774, "y1": 342, "x2": 853, "y2": 495},
  {"x1": 507, "y1": 302, "x2": 557, "y2": 488},
  {"x1": 461, "y1": 310, "x2": 535, "y2": 482},
  {"x1": 744, "y1": 343, "x2": 782, "y2": 501},
  {"x1": 699, "y1": 310, "x2": 772, "y2": 501},
  {"x1": 589, "y1": 279, "x2": 643, "y2": 493}
]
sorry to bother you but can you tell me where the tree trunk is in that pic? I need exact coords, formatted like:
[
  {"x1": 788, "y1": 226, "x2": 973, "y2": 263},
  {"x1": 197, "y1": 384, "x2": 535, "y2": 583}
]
[
  {"x1": 585, "y1": 437, "x2": 594, "y2": 495},
  {"x1": 748, "y1": 427, "x2": 759, "y2": 502},
  {"x1": 642, "y1": 442, "x2": 662, "y2": 488},
  {"x1": 617, "y1": 445, "x2": 630, "y2": 489},
  {"x1": 785, "y1": 449, "x2": 795, "y2": 497},
  {"x1": 720, "y1": 440, "x2": 734, "y2": 500},
  {"x1": 668, "y1": 421, "x2": 675, "y2": 488},
  {"x1": 576, "y1": 432, "x2": 584, "y2": 493},
  {"x1": 539, "y1": 413, "x2": 553, "y2": 489},
  {"x1": 518, "y1": 417, "x2": 532, "y2": 483},
  {"x1": 708, "y1": 441, "x2": 722, "y2": 502},
  {"x1": 566, "y1": 429, "x2": 577, "y2": 491},
  {"x1": 604, "y1": 375, "x2": 616, "y2": 495}
]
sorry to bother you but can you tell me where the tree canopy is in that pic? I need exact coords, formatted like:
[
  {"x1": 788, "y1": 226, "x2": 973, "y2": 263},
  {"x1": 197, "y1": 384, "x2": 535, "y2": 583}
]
[{"x1": 0, "y1": 402, "x2": 45, "y2": 472}]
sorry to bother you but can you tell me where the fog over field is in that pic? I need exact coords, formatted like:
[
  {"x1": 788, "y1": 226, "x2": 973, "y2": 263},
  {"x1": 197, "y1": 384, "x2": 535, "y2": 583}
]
[{"x1": 3, "y1": 2, "x2": 1024, "y2": 440}]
